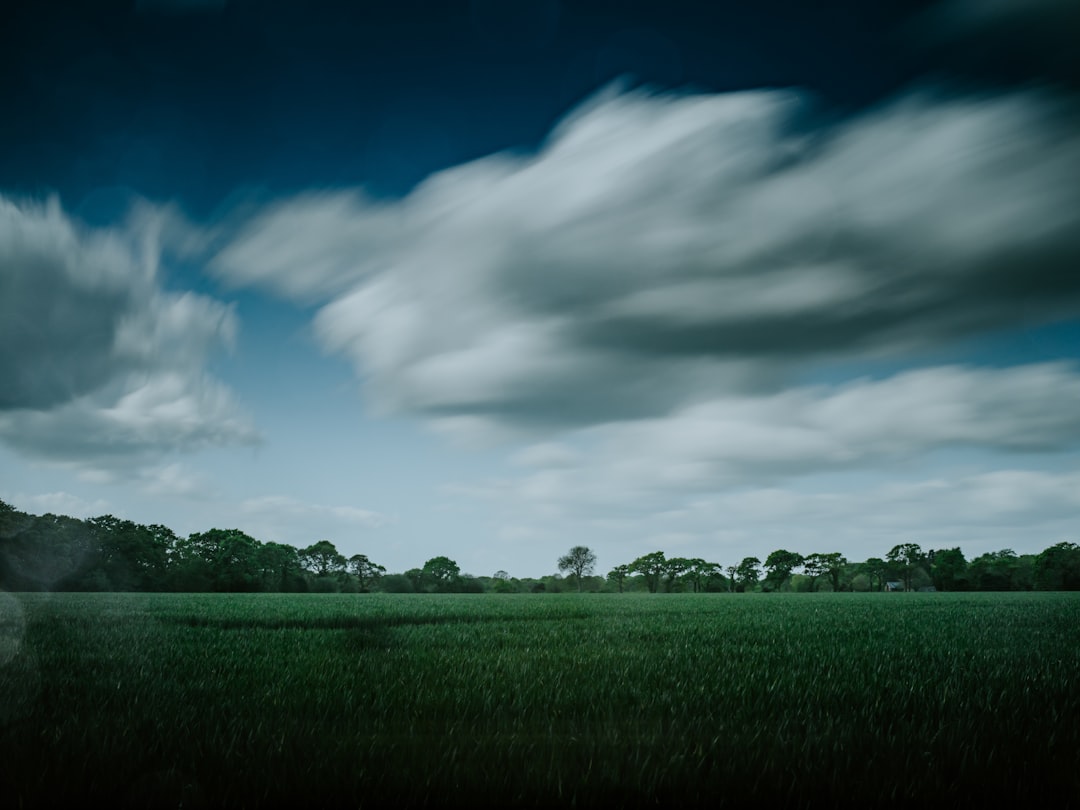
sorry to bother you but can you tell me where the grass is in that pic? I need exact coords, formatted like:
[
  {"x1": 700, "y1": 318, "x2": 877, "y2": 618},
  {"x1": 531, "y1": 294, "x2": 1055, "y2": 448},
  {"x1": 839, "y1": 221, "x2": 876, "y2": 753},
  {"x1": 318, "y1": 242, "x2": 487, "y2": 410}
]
[{"x1": 1, "y1": 592, "x2": 1079, "y2": 807}]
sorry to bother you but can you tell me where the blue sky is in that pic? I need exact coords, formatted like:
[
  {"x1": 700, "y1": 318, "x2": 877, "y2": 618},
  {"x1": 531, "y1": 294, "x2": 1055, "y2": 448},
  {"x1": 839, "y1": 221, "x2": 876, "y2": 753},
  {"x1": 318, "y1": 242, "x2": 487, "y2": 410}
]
[{"x1": 2, "y1": 0, "x2": 1080, "y2": 578}]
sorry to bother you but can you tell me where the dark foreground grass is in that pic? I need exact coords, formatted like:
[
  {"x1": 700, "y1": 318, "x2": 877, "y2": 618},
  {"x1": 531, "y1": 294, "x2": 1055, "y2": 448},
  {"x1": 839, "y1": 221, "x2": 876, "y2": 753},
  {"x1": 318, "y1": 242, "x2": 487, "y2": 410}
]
[{"x1": 1, "y1": 591, "x2": 1079, "y2": 808}]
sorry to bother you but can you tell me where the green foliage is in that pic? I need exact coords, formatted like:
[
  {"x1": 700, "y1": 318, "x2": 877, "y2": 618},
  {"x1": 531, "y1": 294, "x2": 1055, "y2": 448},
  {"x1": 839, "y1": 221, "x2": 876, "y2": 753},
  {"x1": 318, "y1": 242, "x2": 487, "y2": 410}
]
[
  {"x1": 629, "y1": 551, "x2": 666, "y2": 593},
  {"x1": 735, "y1": 557, "x2": 761, "y2": 592},
  {"x1": 930, "y1": 547, "x2": 968, "y2": 591},
  {"x1": 1035, "y1": 542, "x2": 1080, "y2": 590},
  {"x1": 886, "y1": 543, "x2": 926, "y2": 592},
  {"x1": 606, "y1": 564, "x2": 630, "y2": 593},
  {"x1": 347, "y1": 554, "x2": 386, "y2": 592},
  {"x1": 861, "y1": 557, "x2": 888, "y2": 592},
  {"x1": 299, "y1": 540, "x2": 347, "y2": 578},
  {"x1": 418, "y1": 556, "x2": 461, "y2": 593},
  {"x1": 968, "y1": 549, "x2": 1026, "y2": 592},
  {"x1": 557, "y1": 546, "x2": 597, "y2": 592},
  {"x1": 379, "y1": 573, "x2": 415, "y2": 593},
  {"x1": 763, "y1": 549, "x2": 804, "y2": 592}
]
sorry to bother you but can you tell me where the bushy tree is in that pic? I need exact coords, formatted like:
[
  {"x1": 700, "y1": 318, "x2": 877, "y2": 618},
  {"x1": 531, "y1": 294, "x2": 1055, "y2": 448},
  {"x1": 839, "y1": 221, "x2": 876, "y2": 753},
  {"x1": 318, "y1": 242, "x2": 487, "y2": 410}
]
[
  {"x1": 764, "y1": 549, "x2": 804, "y2": 592},
  {"x1": 682, "y1": 559, "x2": 721, "y2": 593},
  {"x1": 557, "y1": 546, "x2": 597, "y2": 592},
  {"x1": 257, "y1": 542, "x2": 303, "y2": 592},
  {"x1": 299, "y1": 540, "x2": 347, "y2": 577},
  {"x1": 421, "y1": 556, "x2": 461, "y2": 592},
  {"x1": 630, "y1": 551, "x2": 666, "y2": 594},
  {"x1": 802, "y1": 553, "x2": 828, "y2": 592},
  {"x1": 1035, "y1": 542, "x2": 1080, "y2": 590},
  {"x1": 607, "y1": 564, "x2": 631, "y2": 593},
  {"x1": 862, "y1": 557, "x2": 888, "y2": 592},
  {"x1": 930, "y1": 547, "x2": 968, "y2": 591},
  {"x1": 887, "y1": 543, "x2": 925, "y2": 592},
  {"x1": 821, "y1": 552, "x2": 848, "y2": 592},
  {"x1": 348, "y1": 554, "x2": 386, "y2": 592},
  {"x1": 735, "y1": 557, "x2": 761, "y2": 592}
]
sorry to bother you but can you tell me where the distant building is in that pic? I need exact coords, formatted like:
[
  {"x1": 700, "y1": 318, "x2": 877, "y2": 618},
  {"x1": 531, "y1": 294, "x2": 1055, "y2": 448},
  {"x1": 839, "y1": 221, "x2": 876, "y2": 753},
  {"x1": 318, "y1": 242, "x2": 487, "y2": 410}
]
[{"x1": 884, "y1": 581, "x2": 904, "y2": 592}]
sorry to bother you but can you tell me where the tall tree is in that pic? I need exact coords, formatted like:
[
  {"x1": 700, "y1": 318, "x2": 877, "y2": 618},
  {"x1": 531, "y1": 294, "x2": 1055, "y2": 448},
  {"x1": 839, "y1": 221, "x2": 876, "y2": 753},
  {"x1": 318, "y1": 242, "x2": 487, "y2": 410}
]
[
  {"x1": 968, "y1": 549, "x2": 1021, "y2": 591},
  {"x1": 764, "y1": 549, "x2": 804, "y2": 592},
  {"x1": 662, "y1": 556, "x2": 693, "y2": 592},
  {"x1": 257, "y1": 542, "x2": 302, "y2": 591},
  {"x1": 209, "y1": 529, "x2": 263, "y2": 591},
  {"x1": 89, "y1": 516, "x2": 173, "y2": 591},
  {"x1": 930, "y1": 547, "x2": 968, "y2": 591},
  {"x1": 725, "y1": 565, "x2": 738, "y2": 593},
  {"x1": 299, "y1": 540, "x2": 347, "y2": 577},
  {"x1": 886, "y1": 543, "x2": 925, "y2": 592},
  {"x1": 821, "y1": 553, "x2": 848, "y2": 592},
  {"x1": 862, "y1": 557, "x2": 888, "y2": 592},
  {"x1": 1035, "y1": 542, "x2": 1080, "y2": 590},
  {"x1": 557, "y1": 546, "x2": 597, "y2": 592},
  {"x1": 736, "y1": 557, "x2": 761, "y2": 592},
  {"x1": 629, "y1": 551, "x2": 667, "y2": 594},
  {"x1": 802, "y1": 553, "x2": 828, "y2": 592},
  {"x1": 607, "y1": 564, "x2": 630, "y2": 593},
  {"x1": 347, "y1": 554, "x2": 386, "y2": 592},
  {"x1": 421, "y1": 556, "x2": 461, "y2": 592},
  {"x1": 683, "y1": 559, "x2": 720, "y2": 593}
]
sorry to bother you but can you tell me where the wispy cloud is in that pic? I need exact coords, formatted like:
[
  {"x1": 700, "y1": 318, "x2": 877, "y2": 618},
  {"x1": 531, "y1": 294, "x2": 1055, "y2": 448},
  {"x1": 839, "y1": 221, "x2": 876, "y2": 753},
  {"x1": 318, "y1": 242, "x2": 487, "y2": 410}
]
[
  {"x1": 494, "y1": 362, "x2": 1080, "y2": 516},
  {"x1": 213, "y1": 84, "x2": 1080, "y2": 436}
]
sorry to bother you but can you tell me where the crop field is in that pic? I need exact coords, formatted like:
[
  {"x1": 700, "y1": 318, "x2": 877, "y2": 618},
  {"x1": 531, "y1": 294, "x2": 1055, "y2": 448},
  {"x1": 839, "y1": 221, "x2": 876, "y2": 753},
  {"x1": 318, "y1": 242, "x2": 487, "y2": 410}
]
[{"x1": 2, "y1": 592, "x2": 1079, "y2": 807}]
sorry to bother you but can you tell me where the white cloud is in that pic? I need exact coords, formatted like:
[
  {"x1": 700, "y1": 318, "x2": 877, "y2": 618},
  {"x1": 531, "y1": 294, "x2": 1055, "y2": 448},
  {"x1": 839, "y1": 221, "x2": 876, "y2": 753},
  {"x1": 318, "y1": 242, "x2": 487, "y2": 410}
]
[
  {"x1": 213, "y1": 84, "x2": 1080, "y2": 435},
  {"x1": 0, "y1": 195, "x2": 257, "y2": 474},
  {"x1": 475, "y1": 467, "x2": 1080, "y2": 567},
  {"x1": 477, "y1": 363, "x2": 1080, "y2": 519}
]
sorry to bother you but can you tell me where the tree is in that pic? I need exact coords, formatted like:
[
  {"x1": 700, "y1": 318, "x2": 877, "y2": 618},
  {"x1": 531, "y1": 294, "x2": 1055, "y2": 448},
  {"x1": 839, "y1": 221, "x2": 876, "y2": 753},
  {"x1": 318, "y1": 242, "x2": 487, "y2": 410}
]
[
  {"x1": 886, "y1": 543, "x2": 925, "y2": 592},
  {"x1": 821, "y1": 552, "x2": 848, "y2": 592},
  {"x1": 258, "y1": 542, "x2": 302, "y2": 592},
  {"x1": 735, "y1": 557, "x2": 761, "y2": 592},
  {"x1": 213, "y1": 529, "x2": 263, "y2": 591},
  {"x1": 968, "y1": 549, "x2": 1021, "y2": 591},
  {"x1": 725, "y1": 565, "x2": 738, "y2": 593},
  {"x1": 862, "y1": 557, "x2": 888, "y2": 592},
  {"x1": 802, "y1": 553, "x2": 828, "y2": 592},
  {"x1": 764, "y1": 549, "x2": 804, "y2": 592},
  {"x1": 1035, "y1": 542, "x2": 1080, "y2": 590},
  {"x1": 629, "y1": 551, "x2": 666, "y2": 594},
  {"x1": 347, "y1": 554, "x2": 386, "y2": 592},
  {"x1": 421, "y1": 556, "x2": 461, "y2": 592},
  {"x1": 88, "y1": 516, "x2": 172, "y2": 591},
  {"x1": 683, "y1": 559, "x2": 721, "y2": 593},
  {"x1": 662, "y1": 557, "x2": 693, "y2": 592},
  {"x1": 176, "y1": 528, "x2": 262, "y2": 591},
  {"x1": 607, "y1": 564, "x2": 631, "y2": 593},
  {"x1": 930, "y1": 547, "x2": 968, "y2": 591},
  {"x1": 299, "y1": 540, "x2": 346, "y2": 577},
  {"x1": 557, "y1": 546, "x2": 597, "y2": 592}
]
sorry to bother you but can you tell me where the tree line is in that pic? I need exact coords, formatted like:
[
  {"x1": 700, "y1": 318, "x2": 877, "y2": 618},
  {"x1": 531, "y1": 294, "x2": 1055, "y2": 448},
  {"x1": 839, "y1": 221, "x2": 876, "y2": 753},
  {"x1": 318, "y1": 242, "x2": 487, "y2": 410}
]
[
  {"x1": 598, "y1": 543, "x2": 1080, "y2": 594},
  {"x1": 1, "y1": 499, "x2": 1078, "y2": 593}
]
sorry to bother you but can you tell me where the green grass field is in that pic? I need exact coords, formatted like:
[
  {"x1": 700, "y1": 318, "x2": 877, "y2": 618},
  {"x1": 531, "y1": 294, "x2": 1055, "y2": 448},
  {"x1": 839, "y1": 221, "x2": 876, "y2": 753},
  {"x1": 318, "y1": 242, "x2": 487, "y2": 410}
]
[{"x1": 2, "y1": 592, "x2": 1079, "y2": 807}]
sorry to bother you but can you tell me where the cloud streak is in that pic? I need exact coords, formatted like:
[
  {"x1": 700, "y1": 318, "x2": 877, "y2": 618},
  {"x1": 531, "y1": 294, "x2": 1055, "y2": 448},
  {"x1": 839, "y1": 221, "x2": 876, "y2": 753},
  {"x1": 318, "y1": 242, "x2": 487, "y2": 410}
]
[
  {"x1": 213, "y1": 84, "x2": 1080, "y2": 435},
  {"x1": 495, "y1": 362, "x2": 1080, "y2": 516}
]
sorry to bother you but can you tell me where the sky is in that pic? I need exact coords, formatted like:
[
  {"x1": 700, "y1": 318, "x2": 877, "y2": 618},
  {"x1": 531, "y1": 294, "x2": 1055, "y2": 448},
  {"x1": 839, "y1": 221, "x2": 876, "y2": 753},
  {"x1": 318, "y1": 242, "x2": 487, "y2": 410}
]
[{"x1": 2, "y1": 0, "x2": 1080, "y2": 579}]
